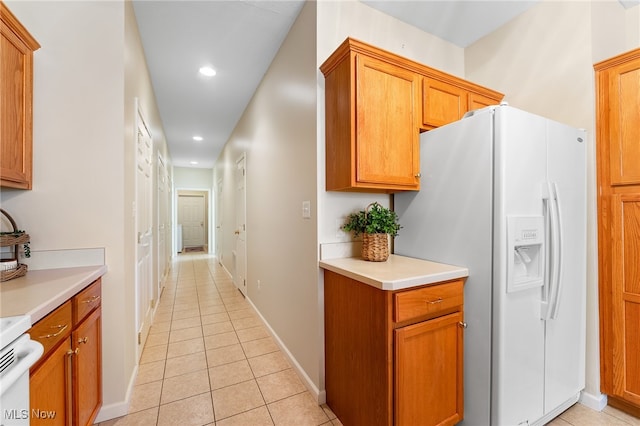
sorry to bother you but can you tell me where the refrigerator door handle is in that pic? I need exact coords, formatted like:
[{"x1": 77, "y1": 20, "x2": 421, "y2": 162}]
[
  {"x1": 542, "y1": 182, "x2": 563, "y2": 321},
  {"x1": 549, "y1": 182, "x2": 563, "y2": 319}
]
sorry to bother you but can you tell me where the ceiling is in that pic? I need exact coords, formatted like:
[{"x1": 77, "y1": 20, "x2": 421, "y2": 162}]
[
  {"x1": 132, "y1": 0, "x2": 634, "y2": 170},
  {"x1": 132, "y1": 0, "x2": 305, "y2": 169}
]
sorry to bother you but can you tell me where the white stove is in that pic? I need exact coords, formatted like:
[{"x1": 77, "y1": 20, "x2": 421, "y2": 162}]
[
  {"x1": 0, "y1": 316, "x2": 31, "y2": 349},
  {"x1": 0, "y1": 315, "x2": 44, "y2": 426}
]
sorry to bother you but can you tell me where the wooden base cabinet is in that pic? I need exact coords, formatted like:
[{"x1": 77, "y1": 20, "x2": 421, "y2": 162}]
[
  {"x1": 395, "y1": 312, "x2": 464, "y2": 426},
  {"x1": 595, "y1": 48, "x2": 640, "y2": 415},
  {"x1": 29, "y1": 279, "x2": 102, "y2": 426},
  {"x1": 30, "y1": 338, "x2": 72, "y2": 425},
  {"x1": 73, "y1": 307, "x2": 102, "y2": 426},
  {"x1": 324, "y1": 270, "x2": 464, "y2": 426}
]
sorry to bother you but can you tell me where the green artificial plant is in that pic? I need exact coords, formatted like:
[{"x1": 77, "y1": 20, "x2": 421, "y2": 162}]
[{"x1": 342, "y1": 202, "x2": 402, "y2": 238}]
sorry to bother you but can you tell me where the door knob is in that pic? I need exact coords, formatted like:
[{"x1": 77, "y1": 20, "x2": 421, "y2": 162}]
[{"x1": 234, "y1": 230, "x2": 240, "y2": 235}]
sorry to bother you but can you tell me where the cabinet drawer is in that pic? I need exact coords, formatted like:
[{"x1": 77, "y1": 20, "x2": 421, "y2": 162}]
[
  {"x1": 30, "y1": 301, "x2": 72, "y2": 357},
  {"x1": 73, "y1": 278, "x2": 102, "y2": 325},
  {"x1": 394, "y1": 280, "x2": 463, "y2": 323}
]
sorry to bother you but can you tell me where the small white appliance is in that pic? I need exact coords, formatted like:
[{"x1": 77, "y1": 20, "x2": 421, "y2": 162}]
[
  {"x1": 395, "y1": 104, "x2": 586, "y2": 425},
  {"x1": 0, "y1": 315, "x2": 44, "y2": 426}
]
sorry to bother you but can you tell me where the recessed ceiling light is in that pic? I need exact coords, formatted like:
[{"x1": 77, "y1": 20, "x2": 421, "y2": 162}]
[
  {"x1": 199, "y1": 66, "x2": 216, "y2": 77},
  {"x1": 192, "y1": 136, "x2": 203, "y2": 141},
  {"x1": 190, "y1": 161, "x2": 199, "y2": 165}
]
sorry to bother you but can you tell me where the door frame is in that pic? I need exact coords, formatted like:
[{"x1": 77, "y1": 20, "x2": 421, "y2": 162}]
[
  {"x1": 215, "y1": 178, "x2": 223, "y2": 264},
  {"x1": 234, "y1": 153, "x2": 247, "y2": 295},
  {"x1": 174, "y1": 188, "x2": 212, "y2": 255},
  {"x1": 134, "y1": 98, "x2": 154, "y2": 360},
  {"x1": 156, "y1": 153, "x2": 170, "y2": 299}
]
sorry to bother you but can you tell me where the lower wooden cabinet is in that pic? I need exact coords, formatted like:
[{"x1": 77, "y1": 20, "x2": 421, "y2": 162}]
[
  {"x1": 29, "y1": 338, "x2": 72, "y2": 426},
  {"x1": 324, "y1": 270, "x2": 464, "y2": 426},
  {"x1": 395, "y1": 312, "x2": 463, "y2": 426},
  {"x1": 29, "y1": 279, "x2": 102, "y2": 426},
  {"x1": 73, "y1": 308, "x2": 102, "y2": 426}
]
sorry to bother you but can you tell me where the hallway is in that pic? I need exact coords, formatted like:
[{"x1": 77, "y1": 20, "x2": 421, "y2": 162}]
[{"x1": 98, "y1": 253, "x2": 339, "y2": 425}]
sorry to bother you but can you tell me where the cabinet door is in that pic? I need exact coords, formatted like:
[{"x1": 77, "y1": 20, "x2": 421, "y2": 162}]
[
  {"x1": 0, "y1": 5, "x2": 39, "y2": 189},
  {"x1": 30, "y1": 338, "x2": 72, "y2": 426},
  {"x1": 72, "y1": 308, "x2": 102, "y2": 426},
  {"x1": 468, "y1": 92, "x2": 499, "y2": 112},
  {"x1": 422, "y1": 78, "x2": 468, "y2": 129},
  {"x1": 395, "y1": 311, "x2": 463, "y2": 426},
  {"x1": 611, "y1": 194, "x2": 640, "y2": 405},
  {"x1": 607, "y1": 60, "x2": 640, "y2": 185},
  {"x1": 355, "y1": 54, "x2": 420, "y2": 189}
]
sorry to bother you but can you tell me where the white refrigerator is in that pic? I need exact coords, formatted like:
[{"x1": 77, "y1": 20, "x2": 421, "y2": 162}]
[{"x1": 395, "y1": 105, "x2": 586, "y2": 426}]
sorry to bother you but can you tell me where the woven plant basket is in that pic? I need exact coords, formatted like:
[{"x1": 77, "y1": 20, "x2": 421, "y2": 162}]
[
  {"x1": 0, "y1": 208, "x2": 29, "y2": 282},
  {"x1": 362, "y1": 232, "x2": 389, "y2": 262}
]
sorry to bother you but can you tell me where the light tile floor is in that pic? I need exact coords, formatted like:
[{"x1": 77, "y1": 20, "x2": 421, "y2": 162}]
[
  {"x1": 97, "y1": 253, "x2": 640, "y2": 426},
  {"x1": 97, "y1": 253, "x2": 339, "y2": 426},
  {"x1": 550, "y1": 403, "x2": 640, "y2": 426}
]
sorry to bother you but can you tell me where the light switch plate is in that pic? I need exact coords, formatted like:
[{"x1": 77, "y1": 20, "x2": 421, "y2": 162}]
[{"x1": 302, "y1": 201, "x2": 311, "y2": 219}]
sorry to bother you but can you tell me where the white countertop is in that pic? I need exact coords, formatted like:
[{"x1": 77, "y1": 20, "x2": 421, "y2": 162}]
[
  {"x1": 319, "y1": 254, "x2": 468, "y2": 291},
  {"x1": 0, "y1": 265, "x2": 107, "y2": 324}
]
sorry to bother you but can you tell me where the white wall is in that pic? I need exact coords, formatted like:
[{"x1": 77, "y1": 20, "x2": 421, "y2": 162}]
[
  {"x1": 213, "y1": 1, "x2": 321, "y2": 394},
  {"x1": 465, "y1": 0, "x2": 640, "y2": 409},
  {"x1": 174, "y1": 166, "x2": 213, "y2": 189},
  {"x1": 125, "y1": 1, "x2": 173, "y2": 336},
  {"x1": 0, "y1": 2, "x2": 172, "y2": 421},
  {"x1": 1, "y1": 0, "x2": 132, "y2": 418}
]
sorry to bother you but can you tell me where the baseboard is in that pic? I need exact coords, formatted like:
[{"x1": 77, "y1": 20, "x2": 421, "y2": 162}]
[
  {"x1": 94, "y1": 364, "x2": 137, "y2": 423},
  {"x1": 220, "y1": 262, "x2": 233, "y2": 280},
  {"x1": 579, "y1": 390, "x2": 608, "y2": 411},
  {"x1": 246, "y1": 297, "x2": 325, "y2": 404}
]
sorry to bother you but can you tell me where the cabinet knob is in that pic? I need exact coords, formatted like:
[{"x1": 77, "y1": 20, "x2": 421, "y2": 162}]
[
  {"x1": 78, "y1": 337, "x2": 88, "y2": 344},
  {"x1": 458, "y1": 321, "x2": 468, "y2": 329},
  {"x1": 415, "y1": 173, "x2": 422, "y2": 178},
  {"x1": 67, "y1": 348, "x2": 80, "y2": 355}
]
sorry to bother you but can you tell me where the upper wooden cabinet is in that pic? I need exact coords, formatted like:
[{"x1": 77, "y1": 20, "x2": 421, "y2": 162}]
[
  {"x1": 421, "y1": 77, "x2": 468, "y2": 128},
  {"x1": 595, "y1": 48, "x2": 640, "y2": 417},
  {"x1": 321, "y1": 39, "x2": 421, "y2": 193},
  {"x1": 320, "y1": 38, "x2": 503, "y2": 193},
  {"x1": 1, "y1": 2, "x2": 40, "y2": 190}
]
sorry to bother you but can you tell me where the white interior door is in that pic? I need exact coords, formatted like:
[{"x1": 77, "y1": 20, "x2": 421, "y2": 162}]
[
  {"x1": 234, "y1": 156, "x2": 247, "y2": 295},
  {"x1": 135, "y1": 102, "x2": 153, "y2": 359},
  {"x1": 216, "y1": 179, "x2": 223, "y2": 264},
  {"x1": 179, "y1": 195, "x2": 205, "y2": 248},
  {"x1": 157, "y1": 154, "x2": 168, "y2": 299}
]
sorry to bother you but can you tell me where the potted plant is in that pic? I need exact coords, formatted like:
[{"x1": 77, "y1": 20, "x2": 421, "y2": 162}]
[{"x1": 342, "y1": 202, "x2": 402, "y2": 262}]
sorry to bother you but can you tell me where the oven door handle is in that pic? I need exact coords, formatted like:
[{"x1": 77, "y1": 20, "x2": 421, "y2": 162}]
[{"x1": 0, "y1": 337, "x2": 44, "y2": 396}]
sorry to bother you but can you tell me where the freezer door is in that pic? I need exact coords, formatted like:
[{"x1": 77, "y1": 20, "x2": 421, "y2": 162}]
[
  {"x1": 492, "y1": 106, "x2": 547, "y2": 426},
  {"x1": 543, "y1": 121, "x2": 586, "y2": 413},
  {"x1": 395, "y1": 108, "x2": 494, "y2": 426}
]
